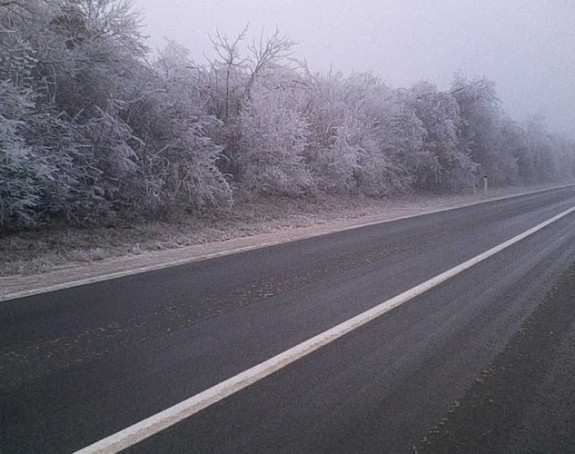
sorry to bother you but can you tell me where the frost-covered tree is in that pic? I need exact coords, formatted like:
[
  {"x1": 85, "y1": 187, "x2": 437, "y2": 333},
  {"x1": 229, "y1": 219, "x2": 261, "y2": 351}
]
[
  {"x1": 551, "y1": 135, "x2": 575, "y2": 182},
  {"x1": 119, "y1": 40, "x2": 232, "y2": 214},
  {"x1": 451, "y1": 75, "x2": 515, "y2": 186},
  {"x1": 48, "y1": 0, "x2": 148, "y2": 115},
  {"x1": 239, "y1": 77, "x2": 311, "y2": 195},
  {"x1": 409, "y1": 81, "x2": 476, "y2": 191},
  {"x1": 207, "y1": 26, "x2": 296, "y2": 179},
  {"x1": 0, "y1": 81, "x2": 44, "y2": 229},
  {"x1": 301, "y1": 71, "x2": 413, "y2": 195},
  {"x1": 1, "y1": 4, "x2": 574, "y2": 233},
  {"x1": 521, "y1": 114, "x2": 557, "y2": 184},
  {"x1": 302, "y1": 71, "x2": 362, "y2": 193},
  {"x1": 0, "y1": 0, "x2": 147, "y2": 226}
]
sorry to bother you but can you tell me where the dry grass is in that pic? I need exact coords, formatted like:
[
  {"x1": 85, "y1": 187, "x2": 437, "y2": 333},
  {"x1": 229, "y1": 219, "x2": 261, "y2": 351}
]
[{"x1": 0, "y1": 184, "x2": 569, "y2": 277}]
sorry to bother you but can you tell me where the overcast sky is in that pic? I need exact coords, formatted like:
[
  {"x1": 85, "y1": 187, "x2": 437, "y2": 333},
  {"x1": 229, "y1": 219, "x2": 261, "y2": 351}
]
[{"x1": 132, "y1": 0, "x2": 574, "y2": 137}]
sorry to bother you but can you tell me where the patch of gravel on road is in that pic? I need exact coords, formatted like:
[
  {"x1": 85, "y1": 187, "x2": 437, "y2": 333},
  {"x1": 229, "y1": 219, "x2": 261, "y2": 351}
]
[
  {"x1": 0, "y1": 183, "x2": 570, "y2": 300},
  {"x1": 415, "y1": 260, "x2": 575, "y2": 454}
]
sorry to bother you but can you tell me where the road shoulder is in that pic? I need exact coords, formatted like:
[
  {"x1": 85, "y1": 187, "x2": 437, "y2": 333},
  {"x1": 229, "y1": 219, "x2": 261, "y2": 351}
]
[{"x1": 1, "y1": 184, "x2": 572, "y2": 302}]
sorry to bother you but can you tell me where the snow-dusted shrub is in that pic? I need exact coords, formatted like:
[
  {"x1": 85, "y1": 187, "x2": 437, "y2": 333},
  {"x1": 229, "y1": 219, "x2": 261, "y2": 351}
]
[
  {"x1": 75, "y1": 107, "x2": 142, "y2": 217},
  {"x1": 238, "y1": 80, "x2": 312, "y2": 196},
  {"x1": 160, "y1": 115, "x2": 232, "y2": 210},
  {"x1": 409, "y1": 81, "x2": 477, "y2": 191},
  {"x1": 450, "y1": 76, "x2": 513, "y2": 187},
  {"x1": 0, "y1": 81, "x2": 45, "y2": 229},
  {"x1": 303, "y1": 72, "x2": 363, "y2": 193},
  {"x1": 304, "y1": 72, "x2": 419, "y2": 195},
  {"x1": 311, "y1": 123, "x2": 361, "y2": 193},
  {"x1": 126, "y1": 42, "x2": 232, "y2": 213},
  {"x1": 1, "y1": 1, "x2": 574, "y2": 233}
]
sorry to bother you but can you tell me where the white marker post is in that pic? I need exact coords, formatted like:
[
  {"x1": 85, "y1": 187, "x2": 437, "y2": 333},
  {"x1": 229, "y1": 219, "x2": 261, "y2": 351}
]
[{"x1": 483, "y1": 175, "x2": 488, "y2": 194}]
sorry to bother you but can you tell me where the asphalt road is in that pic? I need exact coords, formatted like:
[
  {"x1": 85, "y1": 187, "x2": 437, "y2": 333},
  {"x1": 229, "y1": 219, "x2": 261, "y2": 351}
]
[
  {"x1": 1, "y1": 187, "x2": 575, "y2": 454},
  {"x1": 416, "y1": 259, "x2": 575, "y2": 454}
]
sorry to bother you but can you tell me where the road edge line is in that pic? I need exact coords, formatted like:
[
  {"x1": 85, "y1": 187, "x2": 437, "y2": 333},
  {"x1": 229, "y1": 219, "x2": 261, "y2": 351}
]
[
  {"x1": 73, "y1": 204, "x2": 575, "y2": 454},
  {"x1": 2, "y1": 184, "x2": 574, "y2": 303}
]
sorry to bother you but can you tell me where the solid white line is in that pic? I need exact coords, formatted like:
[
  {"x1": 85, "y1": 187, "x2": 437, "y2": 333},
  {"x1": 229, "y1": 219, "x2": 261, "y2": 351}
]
[
  {"x1": 74, "y1": 205, "x2": 575, "y2": 454},
  {"x1": 2, "y1": 184, "x2": 573, "y2": 303}
]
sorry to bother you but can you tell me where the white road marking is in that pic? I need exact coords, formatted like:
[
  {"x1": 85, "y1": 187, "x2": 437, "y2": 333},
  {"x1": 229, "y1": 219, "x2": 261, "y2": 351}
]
[
  {"x1": 0, "y1": 242, "x2": 277, "y2": 303},
  {"x1": 74, "y1": 205, "x2": 575, "y2": 454},
  {"x1": 2, "y1": 184, "x2": 573, "y2": 303}
]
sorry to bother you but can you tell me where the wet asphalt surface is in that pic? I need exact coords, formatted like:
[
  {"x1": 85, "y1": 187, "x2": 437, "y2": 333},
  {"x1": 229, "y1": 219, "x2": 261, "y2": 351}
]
[{"x1": 1, "y1": 187, "x2": 575, "y2": 453}]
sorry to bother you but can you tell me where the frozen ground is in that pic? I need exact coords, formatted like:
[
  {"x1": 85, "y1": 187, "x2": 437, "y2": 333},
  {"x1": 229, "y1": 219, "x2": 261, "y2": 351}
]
[{"x1": 0, "y1": 183, "x2": 571, "y2": 301}]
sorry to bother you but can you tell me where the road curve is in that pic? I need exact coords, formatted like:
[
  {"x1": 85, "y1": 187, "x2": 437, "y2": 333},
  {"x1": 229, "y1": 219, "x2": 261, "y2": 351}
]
[{"x1": 1, "y1": 187, "x2": 575, "y2": 453}]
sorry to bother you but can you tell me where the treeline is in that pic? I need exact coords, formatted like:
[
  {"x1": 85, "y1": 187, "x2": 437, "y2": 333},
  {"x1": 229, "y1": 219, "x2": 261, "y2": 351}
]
[{"x1": 1, "y1": 0, "x2": 574, "y2": 232}]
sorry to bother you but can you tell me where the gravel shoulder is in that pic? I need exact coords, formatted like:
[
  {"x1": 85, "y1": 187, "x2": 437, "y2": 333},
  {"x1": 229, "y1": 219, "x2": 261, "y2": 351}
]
[{"x1": 0, "y1": 183, "x2": 572, "y2": 301}]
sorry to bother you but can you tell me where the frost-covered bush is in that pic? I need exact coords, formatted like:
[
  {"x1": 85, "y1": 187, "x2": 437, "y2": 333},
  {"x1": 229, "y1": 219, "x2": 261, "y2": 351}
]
[
  {"x1": 0, "y1": 81, "x2": 45, "y2": 229},
  {"x1": 0, "y1": 1, "x2": 574, "y2": 233},
  {"x1": 304, "y1": 72, "x2": 418, "y2": 195},
  {"x1": 450, "y1": 75, "x2": 514, "y2": 187},
  {"x1": 239, "y1": 80, "x2": 312, "y2": 196},
  {"x1": 77, "y1": 108, "x2": 141, "y2": 215},
  {"x1": 147, "y1": 42, "x2": 231, "y2": 211},
  {"x1": 303, "y1": 72, "x2": 369, "y2": 193},
  {"x1": 409, "y1": 81, "x2": 477, "y2": 191},
  {"x1": 165, "y1": 117, "x2": 231, "y2": 210}
]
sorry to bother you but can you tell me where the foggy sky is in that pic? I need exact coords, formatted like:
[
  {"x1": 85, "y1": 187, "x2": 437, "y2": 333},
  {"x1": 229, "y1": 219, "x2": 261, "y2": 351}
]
[{"x1": 133, "y1": 0, "x2": 574, "y2": 137}]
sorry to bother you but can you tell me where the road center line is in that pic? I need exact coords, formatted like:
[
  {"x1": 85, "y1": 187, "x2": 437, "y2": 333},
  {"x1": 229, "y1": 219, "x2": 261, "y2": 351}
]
[{"x1": 74, "y1": 205, "x2": 575, "y2": 454}]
